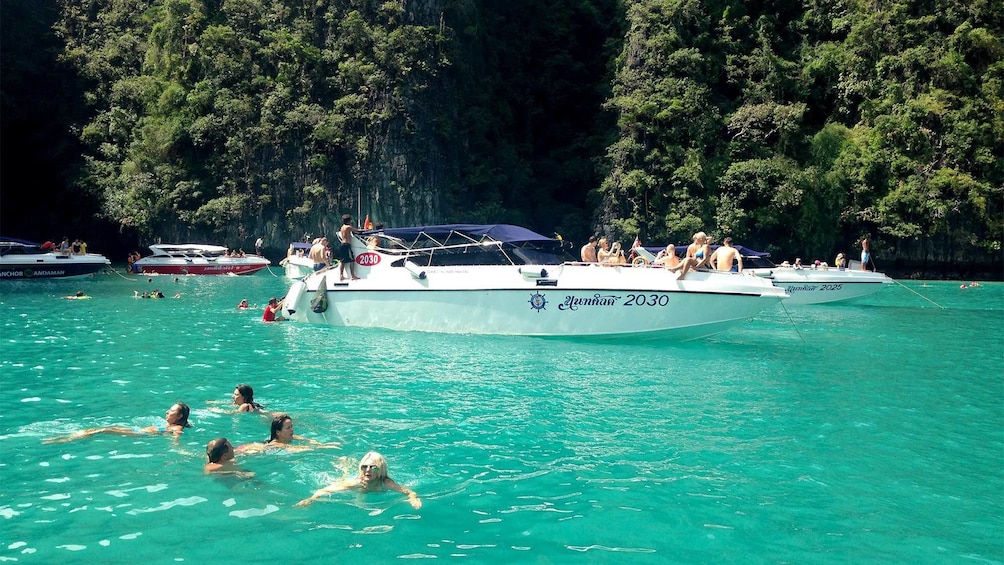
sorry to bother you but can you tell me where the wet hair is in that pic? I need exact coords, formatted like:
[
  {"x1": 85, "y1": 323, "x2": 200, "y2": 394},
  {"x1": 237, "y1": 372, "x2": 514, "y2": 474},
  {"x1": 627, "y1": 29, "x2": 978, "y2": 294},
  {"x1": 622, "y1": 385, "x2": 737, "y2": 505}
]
[
  {"x1": 342, "y1": 214, "x2": 352, "y2": 225},
  {"x1": 235, "y1": 384, "x2": 264, "y2": 411},
  {"x1": 206, "y1": 437, "x2": 232, "y2": 463},
  {"x1": 724, "y1": 237, "x2": 733, "y2": 245},
  {"x1": 359, "y1": 451, "x2": 389, "y2": 480},
  {"x1": 267, "y1": 414, "x2": 292, "y2": 442},
  {"x1": 174, "y1": 402, "x2": 192, "y2": 427},
  {"x1": 588, "y1": 236, "x2": 596, "y2": 243}
]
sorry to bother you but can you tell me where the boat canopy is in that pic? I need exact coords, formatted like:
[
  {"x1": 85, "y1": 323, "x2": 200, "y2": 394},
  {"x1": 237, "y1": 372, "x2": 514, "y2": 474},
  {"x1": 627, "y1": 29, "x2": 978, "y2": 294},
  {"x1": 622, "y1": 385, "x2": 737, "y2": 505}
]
[
  {"x1": 360, "y1": 224, "x2": 555, "y2": 244},
  {"x1": 359, "y1": 224, "x2": 575, "y2": 266},
  {"x1": 0, "y1": 238, "x2": 45, "y2": 256}
]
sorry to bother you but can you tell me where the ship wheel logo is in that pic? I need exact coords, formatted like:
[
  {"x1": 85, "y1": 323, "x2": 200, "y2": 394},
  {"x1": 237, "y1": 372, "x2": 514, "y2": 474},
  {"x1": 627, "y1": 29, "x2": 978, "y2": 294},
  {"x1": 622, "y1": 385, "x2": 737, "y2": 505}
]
[{"x1": 528, "y1": 292, "x2": 547, "y2": 312}]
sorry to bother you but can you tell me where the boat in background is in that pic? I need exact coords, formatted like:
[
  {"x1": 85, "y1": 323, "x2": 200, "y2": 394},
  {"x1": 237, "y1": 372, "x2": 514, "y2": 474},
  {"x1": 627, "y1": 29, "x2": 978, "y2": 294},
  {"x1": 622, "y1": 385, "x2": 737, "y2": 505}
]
[
  {"x1": 132, "y1": 244, "x2": 269, "y2": 275},
  {"x1": 636, "y1": 244, "x2": 893, "y2": 305},
  {"x1": 745, "y1": 254, "x2": 893, "y2": 304},
  {"x1": 0, "y1": 237, "x2": 111, "y2": 279},
  {"x1": 280, "y1": 224, "x2": 788, "y2": 339},
  {"x1": 279, "y1": 241, "x2": 316, "y2": 279}
]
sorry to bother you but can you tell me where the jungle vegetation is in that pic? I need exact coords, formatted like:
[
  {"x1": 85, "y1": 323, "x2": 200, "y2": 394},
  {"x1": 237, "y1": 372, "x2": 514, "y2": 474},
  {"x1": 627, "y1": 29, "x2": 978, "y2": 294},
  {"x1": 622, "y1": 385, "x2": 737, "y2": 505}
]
[{"x1": 2, "y1": 0, "x2": 1001, "y2": 274}]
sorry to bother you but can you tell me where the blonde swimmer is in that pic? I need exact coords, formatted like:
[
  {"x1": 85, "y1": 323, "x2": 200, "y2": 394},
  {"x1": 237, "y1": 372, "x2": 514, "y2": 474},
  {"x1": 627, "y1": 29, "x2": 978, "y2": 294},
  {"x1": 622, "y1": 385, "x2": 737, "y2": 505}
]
[{"x1": 296, "y1": 451, "x2": 421, "y2": 509}]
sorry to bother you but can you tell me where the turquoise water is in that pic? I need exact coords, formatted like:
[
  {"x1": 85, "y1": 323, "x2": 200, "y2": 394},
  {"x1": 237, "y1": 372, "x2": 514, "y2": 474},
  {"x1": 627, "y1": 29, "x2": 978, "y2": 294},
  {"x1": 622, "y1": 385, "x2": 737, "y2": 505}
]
[{"x1": 2, "y1": 269, "x2": 1001, "y2": 563}]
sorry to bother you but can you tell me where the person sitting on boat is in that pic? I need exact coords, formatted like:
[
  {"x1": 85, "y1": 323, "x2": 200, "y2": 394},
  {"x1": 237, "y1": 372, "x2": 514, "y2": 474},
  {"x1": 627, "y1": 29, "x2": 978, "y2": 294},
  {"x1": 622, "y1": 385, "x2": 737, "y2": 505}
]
[
  {"x1": 580, "y1": 236, "x2": 598, "y2": 262},
  {"x1": 596, "y1": 237, "x2": 611, "y2": 263},
  {"x1": 296, "y1": 451, "x2": 421, "y2": 509},
  {"x1": 605, "y1": 242, "x2": 627, "y2": 265},
  {"x1": 337, "y1": 214, "x2": 360, "y2": 281},
  {"x1": 793, "y1": 257, "x2": 804, "y2": 269},
  {"x1": 232, "y1": 384, "x2": 265, "y2": 413},
  {"x1": 710, "y1": 237, "x2": 743, "y2": 273},
  {"x1": 834, "y1": 253, "x2": 847, "y2": 270},
  {"x1": 238, "y1": 414, "x2": 339, "y2": 454},
  {"x1": 655, "y1": 244, "x2": 695, "y2": 280},
  {"x1": 309, "y1": 237, "x2": 329, "y2": 271},
  {"x1": 686, "y1": 232, "x2": 712, "y2": 269},
  {"x1": 44, "y1": 403, "x2": 192, "y2": 443}
]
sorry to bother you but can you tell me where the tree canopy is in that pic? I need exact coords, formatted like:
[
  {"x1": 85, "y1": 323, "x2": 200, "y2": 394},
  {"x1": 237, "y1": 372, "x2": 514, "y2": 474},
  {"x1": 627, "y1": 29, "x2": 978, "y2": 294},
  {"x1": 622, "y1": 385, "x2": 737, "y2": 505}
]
[{"x1": 1, "y1": 0, "x2": 999, "y2": 274}]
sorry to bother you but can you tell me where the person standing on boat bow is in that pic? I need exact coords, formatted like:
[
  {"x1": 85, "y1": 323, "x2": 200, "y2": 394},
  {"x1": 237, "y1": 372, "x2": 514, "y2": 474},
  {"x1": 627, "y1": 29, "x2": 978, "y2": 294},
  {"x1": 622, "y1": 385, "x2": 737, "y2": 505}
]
[{"x1": 337, "y1": 214, "x2": 360, "y2": 281}]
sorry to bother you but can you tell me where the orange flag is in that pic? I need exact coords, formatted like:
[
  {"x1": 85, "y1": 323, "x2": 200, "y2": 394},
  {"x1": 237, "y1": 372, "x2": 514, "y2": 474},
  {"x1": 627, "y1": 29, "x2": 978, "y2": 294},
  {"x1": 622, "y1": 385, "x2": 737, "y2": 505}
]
[{"x1": 363, "y1": 214, "x2": 373, "y2": 230}]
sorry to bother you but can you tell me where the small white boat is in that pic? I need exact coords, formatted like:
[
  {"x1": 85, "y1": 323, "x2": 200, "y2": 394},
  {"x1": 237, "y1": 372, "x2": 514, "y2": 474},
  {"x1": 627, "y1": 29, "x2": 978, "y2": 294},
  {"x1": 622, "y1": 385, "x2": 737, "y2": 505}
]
[
  {"x1": 280, "y1": 224, "x2": 788, "y2": 339},
  {"x1": 0, "y1": 237, "x2": 111, "y2": 279},
  {"x1": 741, "y1": 249, "x2": 894, "y2": 304},
  {"x1": 132, "y1": 244, "x2": 269, "y2": 275},
  {"x1": 279, "y1": 242, "x2": 316, "y2": 279}
]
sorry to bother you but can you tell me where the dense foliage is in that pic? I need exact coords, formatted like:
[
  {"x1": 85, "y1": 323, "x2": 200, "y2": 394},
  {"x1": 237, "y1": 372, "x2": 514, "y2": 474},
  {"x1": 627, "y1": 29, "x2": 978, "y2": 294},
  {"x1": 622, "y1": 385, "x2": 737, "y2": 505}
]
[
  {"x1": 2, "y1": 0, "x2": 1000, "y2": 271},
  {"x1": 602, "y1": 0, "x2": 1002, "y2": 264}
]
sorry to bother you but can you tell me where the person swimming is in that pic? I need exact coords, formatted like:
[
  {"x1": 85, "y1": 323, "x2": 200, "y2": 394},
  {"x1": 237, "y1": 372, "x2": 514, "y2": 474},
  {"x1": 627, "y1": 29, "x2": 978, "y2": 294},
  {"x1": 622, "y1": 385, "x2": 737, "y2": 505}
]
[
  {"x1": 296, "y1": 451, "x2": 421, "y2": 509},
  {"x1": 44, "y1": 403, "x2": 192, "y2": 443}
]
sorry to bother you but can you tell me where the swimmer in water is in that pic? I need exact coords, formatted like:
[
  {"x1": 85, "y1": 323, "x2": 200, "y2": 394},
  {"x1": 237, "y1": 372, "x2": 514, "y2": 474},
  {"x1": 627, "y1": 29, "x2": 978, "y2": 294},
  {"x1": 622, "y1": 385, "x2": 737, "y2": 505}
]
[
  {"x1": 296, "y1": 451, "x2": 421, "y2": 509},
  {"x1": 44, "y1": 403, "x2": 192, "y2": 443}
]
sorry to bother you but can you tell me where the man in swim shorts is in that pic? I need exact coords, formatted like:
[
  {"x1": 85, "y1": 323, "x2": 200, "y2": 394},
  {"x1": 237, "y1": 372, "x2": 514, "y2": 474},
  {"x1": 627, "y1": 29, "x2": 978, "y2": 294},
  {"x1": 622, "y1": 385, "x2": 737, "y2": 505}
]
[{"x1": 337, "y1": 214, "x2": 359, "y2": 281}]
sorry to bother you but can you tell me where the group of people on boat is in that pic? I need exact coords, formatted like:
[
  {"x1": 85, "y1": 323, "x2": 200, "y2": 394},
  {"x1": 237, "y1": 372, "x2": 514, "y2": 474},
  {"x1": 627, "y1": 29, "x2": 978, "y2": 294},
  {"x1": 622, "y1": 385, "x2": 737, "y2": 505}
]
[
  {"x1": 298, "y1": 214, "x2": 361, "y2": 281},
  {"x1": 39, "y1": 236, "x2": 88, "y2": 255},
  {"x1": 579, "y1": 231, "x2": 744, "y2": 280},
  {"x1": 580, "y1": 231, "x2": 879, "y2": 277},
  {"x1": 43, "y1": 383, "x2": 422, "y2": 509}
]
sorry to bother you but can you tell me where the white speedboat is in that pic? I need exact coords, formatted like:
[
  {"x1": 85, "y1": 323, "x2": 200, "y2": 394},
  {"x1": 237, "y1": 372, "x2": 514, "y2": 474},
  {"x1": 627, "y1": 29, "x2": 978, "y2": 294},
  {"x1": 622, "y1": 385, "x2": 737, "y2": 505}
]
[
  {"x1": 0, "y1": 237, "x2": 111, "y2": 279},
  {"x1": 280, "y1": 224, "x2": 788, "y2": 339},
  {"x1": 279, "y1": 242, "x2": 316, "y2": 279},
  {"x1": 741, "y1": 249, "x2": 893, "y2": 304},
  {"x1": 132, "y1": 244, "x2": 269, "y2": 275}
]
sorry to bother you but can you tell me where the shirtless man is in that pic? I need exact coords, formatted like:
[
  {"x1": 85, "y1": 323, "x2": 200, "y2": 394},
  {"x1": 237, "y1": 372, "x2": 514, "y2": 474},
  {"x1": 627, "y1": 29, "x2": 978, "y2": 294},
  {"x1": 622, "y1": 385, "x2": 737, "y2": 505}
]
[
  {"x1": 204, "y1": 437, "x2": 254, "y2": 477},
  {"x1": 337, "y1": 214, "x2": 359, "y2": 280},
  {"x1": 655, "y1": 244, "x2": 694, "y2": 279},
  {"x1": 580, "y1": 236, "x2": 598, "y2": 262},
  {"x1": 710, "y1": 237, "x2": 743, "y2": 272},
  {"x1": 309, "y1": 237, "x2": 328, "y2": 271}
]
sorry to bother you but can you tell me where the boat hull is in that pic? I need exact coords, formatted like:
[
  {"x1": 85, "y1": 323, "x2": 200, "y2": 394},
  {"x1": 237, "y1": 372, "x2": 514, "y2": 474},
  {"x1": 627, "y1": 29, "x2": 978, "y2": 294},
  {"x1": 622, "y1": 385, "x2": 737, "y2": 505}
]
[
  {"x1": 133, "y1": 258, "x2": 268, "y2": 276},
  {"x1": 749, "y1": 268, "x2": 893, "y2": 304},
  {"x1": 0, "y1": 255, "x2": 111, "y2": 279},
  {"x1": 283, "y1": 264, "x2": 787, "y2": 339}
]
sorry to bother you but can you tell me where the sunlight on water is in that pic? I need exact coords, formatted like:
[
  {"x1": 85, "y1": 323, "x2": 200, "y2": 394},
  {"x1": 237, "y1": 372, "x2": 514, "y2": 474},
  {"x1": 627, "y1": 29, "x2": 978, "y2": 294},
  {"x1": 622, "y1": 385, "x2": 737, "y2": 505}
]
[{"x1": 0, "y1": 274, "x2": 1001, "y2": 563}]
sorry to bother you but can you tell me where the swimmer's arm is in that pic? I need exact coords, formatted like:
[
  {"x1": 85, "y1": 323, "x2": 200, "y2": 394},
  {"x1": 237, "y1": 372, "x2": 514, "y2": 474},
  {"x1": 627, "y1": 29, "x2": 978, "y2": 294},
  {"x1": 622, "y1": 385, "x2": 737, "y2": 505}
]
[
  {"x1": 384, "y1": 478, "x2": 422, "y2": 509},
  {"x1": 296, "y1": 480, "x2": 352, "y2": 507},
  {"x1": 296, "y1": 435, "x2": 340, "y2": 449}
]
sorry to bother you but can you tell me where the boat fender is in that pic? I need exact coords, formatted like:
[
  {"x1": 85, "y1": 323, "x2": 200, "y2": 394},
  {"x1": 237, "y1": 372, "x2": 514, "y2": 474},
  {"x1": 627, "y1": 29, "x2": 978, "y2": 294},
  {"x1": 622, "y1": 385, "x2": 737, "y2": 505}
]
[
  {"x1": 519, "y1": 267, "x2": 548, "y2": 278},
  {"x1": 404, "y1": 261, "x2": 427, "y2": 279},
  {"x1": 310, "y1": 275, "x2": 328, "y2": 313}
]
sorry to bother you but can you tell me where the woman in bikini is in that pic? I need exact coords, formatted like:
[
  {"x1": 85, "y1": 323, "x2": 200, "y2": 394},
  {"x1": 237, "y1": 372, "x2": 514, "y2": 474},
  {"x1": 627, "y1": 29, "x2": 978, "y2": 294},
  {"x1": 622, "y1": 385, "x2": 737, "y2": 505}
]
[
  {"x1": 44, "y1": 403, "x2": 192, "y2": 443},
  {"x1": 237, "y1": 414, "x2": 339, "y2": 454}
]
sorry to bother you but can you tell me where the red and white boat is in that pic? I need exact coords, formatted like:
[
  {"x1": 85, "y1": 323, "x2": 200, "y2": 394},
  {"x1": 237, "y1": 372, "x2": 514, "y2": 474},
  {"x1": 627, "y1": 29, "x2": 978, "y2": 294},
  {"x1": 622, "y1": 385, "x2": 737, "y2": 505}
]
[{"x1": 132, "y1": 244, "x2": 269, "y2": 275}]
